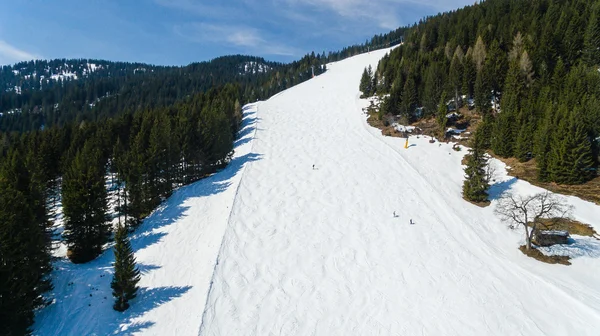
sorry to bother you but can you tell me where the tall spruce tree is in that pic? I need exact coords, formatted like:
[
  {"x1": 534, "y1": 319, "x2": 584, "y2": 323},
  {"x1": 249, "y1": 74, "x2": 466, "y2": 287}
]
[
  {"x1": 449, "y1": 46, "x2": 464, "y2": 110},
  {"x1": 584, "y1": 2, "x2": 600, "y2": 66},
  {"x1": 62, "y1": 140, "x2": 111, "y2": 263},
  {"x1": 359, "y1": 67, "x2": 372, "y2": 97},
  {"x1": 436, "y1": 92, "x2": 448, "y2": 138},
  {"x1": 549, "y1": 107, "x2": 596, "y2": 184},
  {"x1": 462, "y1": 132, "x2": 490, "y2": 203},
  {"x1": 0, "y1": 151, "x2": 52, "y2": 335},
  {"x1": 111, "y1": 223, "x2": 141, "y2": 312}
]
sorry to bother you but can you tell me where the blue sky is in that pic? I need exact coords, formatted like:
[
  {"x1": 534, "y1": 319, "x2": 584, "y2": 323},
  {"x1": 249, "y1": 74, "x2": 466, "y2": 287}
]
[{"x1": 0, "y1": 0, "x2": 474, "y2": 66}]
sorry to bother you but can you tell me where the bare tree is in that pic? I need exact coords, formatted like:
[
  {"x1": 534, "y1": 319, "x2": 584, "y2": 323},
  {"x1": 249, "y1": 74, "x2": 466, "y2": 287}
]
[{"x1": 495, "y1": 192, "x2": 573, "y2": 250}]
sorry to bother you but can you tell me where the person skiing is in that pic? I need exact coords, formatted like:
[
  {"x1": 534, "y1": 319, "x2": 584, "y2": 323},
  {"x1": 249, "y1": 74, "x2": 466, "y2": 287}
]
[
  {"x1": 393, "y1": 211, "x2": 396, "y2": 217},
  {"x1": 312, "y1": 164, "x2": 315, "y2": 170},
  {"x1": 410, "y1": 219, "x2": 414, "y2": 225}
]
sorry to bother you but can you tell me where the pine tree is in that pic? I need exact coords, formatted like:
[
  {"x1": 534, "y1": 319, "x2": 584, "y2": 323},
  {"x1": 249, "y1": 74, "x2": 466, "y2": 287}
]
[
  {"x1": 463, "y1": 133, "x2": 490, "y2": 203},
  {"x1": 400, "y1": 75, "x2": 418, "y2": 122},
  {"x1": 0, "y1": 151, "x2": 52, "y2": 335},
  {"x1": 549, "y1": 107, "x2": 596, "y2": 184},
  {"x1": 436, "y1": 92, "x2": 448, "y2": 138},
  {"x1": 111, "y1": 223, "x2": 141, "y2": 312},
  {"x1": 449, "y1": 46, "x2": 464, "y2": 110},
  {"x1": 584, "y1": 2, "x2": 600, "y2": 66},
  {"x1": 359, "y1": 67, "x2": 372, "y2": 97},
  {"x1": 62, "y1": 140, "x2": 111, "y2": 263},
  {"x1": 535, "y1": 103, "x2": 558, "y2": 181},
  {"x1": 463, "y1": 53, "x2": 476, "y2": 99},
  {"x1": 485, "y1": 40, "x2": 507, "y2": 111},
  {"x1": 514, "y1": 117, "x2": 534, "y2": 162},
  {"x1": 474, "y1": 66, "x2": 491, "y2": 113}
]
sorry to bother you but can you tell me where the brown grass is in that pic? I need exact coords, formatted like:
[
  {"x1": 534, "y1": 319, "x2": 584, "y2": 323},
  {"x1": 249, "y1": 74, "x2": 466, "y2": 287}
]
[
  {"x1": 518, "y1": 245, "x2": 571, "y2": 265},
  {"x1": 366, "y1": 112, "x2": 405, "y2": 138},
  {"x1": 496, "y1": 157, "x2": 600, "y2": 206},
  {"x1": 532, "y1": 218, "x2": 599, "y2": 239}
]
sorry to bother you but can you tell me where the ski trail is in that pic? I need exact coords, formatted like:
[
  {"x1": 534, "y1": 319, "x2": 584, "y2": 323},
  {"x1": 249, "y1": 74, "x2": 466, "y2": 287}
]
[
  {"x1": 198, "y1": 103, "x2": 261, "y2": 334},
  {"x1": 199, "y1": 49, "x2": 600, "y2": 336}
]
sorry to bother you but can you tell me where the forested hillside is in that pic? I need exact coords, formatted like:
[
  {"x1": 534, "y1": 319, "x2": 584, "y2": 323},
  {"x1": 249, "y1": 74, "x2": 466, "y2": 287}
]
[
  {"x1": 0, "y1": 24, "x2": 410, "y2": 335},
  {"x1": 370, "y1": 0, "x2": 600, "y2": 185},
  {"x1": 0, "y1": 55, "x2": 319, "y2": 132}
]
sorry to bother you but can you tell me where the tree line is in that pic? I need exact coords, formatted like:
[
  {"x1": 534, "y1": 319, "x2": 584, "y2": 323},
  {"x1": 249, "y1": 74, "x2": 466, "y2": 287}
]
[
  {"x1": 366, "y1": 0, "x2": 600, "y2": 187},
  {"x1": 0, "y1": 83, "x2": 242, "y2": 334}
]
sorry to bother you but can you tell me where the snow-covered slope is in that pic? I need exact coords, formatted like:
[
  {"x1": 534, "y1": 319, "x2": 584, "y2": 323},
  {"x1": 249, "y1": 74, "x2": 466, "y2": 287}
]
[
  {"x1": 199, "y1": 48, "x2": 600, "y2": 335},
  {"x1": 34, "y1": 48, "x2": 600, "y2": 335}
]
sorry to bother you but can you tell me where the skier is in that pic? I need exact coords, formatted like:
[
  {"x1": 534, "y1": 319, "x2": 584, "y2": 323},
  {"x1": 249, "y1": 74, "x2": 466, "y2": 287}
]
[
  {"x1": 393, "y1": 211, "x2": 396, "y2": 217},
  {"x1": 410, "y1": 219, "x2": 414, "y2": 225},
  {"x1": 312, "y1": 164, "x2": 315, "y2": 170}
]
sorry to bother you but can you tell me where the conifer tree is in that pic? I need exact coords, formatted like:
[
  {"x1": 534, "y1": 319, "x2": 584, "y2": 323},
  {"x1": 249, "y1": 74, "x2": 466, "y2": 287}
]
[
  {"x1": 485, "y1": 40, "x2": 507, "y2": 111},
  {"x1": 549, "y1": 107, "x2": 596, "y2": 184},
  {"x1": 436, "y1": 92, "x2": 448, "y2": 138},
  {"x1": 462, "y1": 132, "x2": 490, "y2": 203},
  {"x1": 359, "y1": 67, "x2": 372, "y2": 97},
  {"x1": 0, "y1": 151, "x2": 52, "y2": 335},
  {"x1": 401, "y1": 75, "x2": 418, "y2": 122},
  {"x1": 111, "y1": 223, "x2": 140, "y2": 312},
  {"x1": 449, "y1": 46, "x2": 464, "y2": 110},
  {"x1": 462, "y1": 53, "x2": 476, "y2": 98},
  {"x1": 423, "y1": 64, "x2": 444, "y2": 116},
  {"x1": 474, "y1": 66, "x2": 490, "y2": 113},
  {"x1": 535, "y1": 103, "x2": 557, "y2": 181},
  {"x1": 62, "y1": 140, "x2": 111, "y2": 263},
  {"x1": 584, "y1": 2, "x2": 600, "y2": 66},
  {"x1": 200, "y1": 101, "x2": 234, "y2": 171}
]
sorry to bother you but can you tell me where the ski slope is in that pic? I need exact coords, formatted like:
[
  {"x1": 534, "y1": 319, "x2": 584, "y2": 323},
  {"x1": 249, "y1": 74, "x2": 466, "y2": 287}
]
[
  {"x1": 33, "y1": 48, "x2": 600, "y2": 335},
  {"x1": 199, "y1": 48, "x2": 600, "y2": 335}
]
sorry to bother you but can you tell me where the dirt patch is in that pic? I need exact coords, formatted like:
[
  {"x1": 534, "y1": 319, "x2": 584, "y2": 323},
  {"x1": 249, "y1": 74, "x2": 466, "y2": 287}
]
[
  {"x1": 463, "y1": 198, "x2": 491, "y2": 208},
  {"x1": 496, "y1": 157, "x2": 600, "y2": 206},
  {"x1": 366, "y1": 112, "x2": 405, "y2": 138},
  {"x1": 518, "y1": 245, "x2": 571, "y2": 265}
]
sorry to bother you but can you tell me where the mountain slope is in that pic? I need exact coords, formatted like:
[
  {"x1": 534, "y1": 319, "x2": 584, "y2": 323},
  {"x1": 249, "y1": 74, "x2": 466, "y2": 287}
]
[
  {"x1": 199, "y1": 48, "x2": 600, "y2": 335},
  {"x1": 32, "y1": 48, "x2": 600, "y2": 336},
  {"x1": 33, "y1": 103, "x2": 259, "y2": 335}
]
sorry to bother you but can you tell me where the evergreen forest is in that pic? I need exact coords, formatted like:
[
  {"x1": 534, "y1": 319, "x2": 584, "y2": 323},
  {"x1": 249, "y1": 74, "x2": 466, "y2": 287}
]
[{"x1": 367, "y1": 0, "x2": 600, "y2": 185}]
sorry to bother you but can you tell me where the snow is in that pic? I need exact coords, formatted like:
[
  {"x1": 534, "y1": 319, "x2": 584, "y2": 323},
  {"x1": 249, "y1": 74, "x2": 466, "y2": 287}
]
[
  {"x1": 88, "y1": 63, "x2": 100, "y2": 72},
  {"x1": 241, "y1": 61, "x2": 271, "y2": 74},
  {"x1": 50, "y1": 72, "x2": 78, "y2": 81},
  {"x1": 34, "y1": 48, "x2": 600, "y2": 335},
  {"x1": 392, "y1": 123, "x2": 416, "y2": 133}
]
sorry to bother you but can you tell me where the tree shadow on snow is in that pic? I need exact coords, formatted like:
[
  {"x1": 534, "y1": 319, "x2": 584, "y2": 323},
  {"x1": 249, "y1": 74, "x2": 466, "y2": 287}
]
[
  {"x1": 107, "y1": 285, "x2": 192, "y2": 335},
  {"x1": 488, "y1": 177, "x2": 518, "y2": 200}
]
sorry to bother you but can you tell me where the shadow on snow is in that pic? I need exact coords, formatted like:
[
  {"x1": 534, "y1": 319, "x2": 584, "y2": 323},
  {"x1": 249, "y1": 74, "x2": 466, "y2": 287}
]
[
  {"x1": 35, "y1": 108, "x2": 261, "y2": 335},
  {"x1": 488, "y1": 177, "x2": 518, "y2": 200}
]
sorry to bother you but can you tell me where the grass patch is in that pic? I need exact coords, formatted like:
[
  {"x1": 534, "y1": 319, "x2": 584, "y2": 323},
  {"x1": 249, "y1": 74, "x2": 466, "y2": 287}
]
[
  {"x1": 495, "y1": 157, "x2": 600, "y2": 206},
  {"x1": 532, "y1": 218, "x2": 599, "y2": 239},
  {"x1": 518, "y1": 245, "x2": 571, "y2": 265}
]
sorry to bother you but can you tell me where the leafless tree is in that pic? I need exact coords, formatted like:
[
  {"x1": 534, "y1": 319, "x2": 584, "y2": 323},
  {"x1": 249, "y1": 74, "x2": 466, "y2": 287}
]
[
  {"x1": 484, "y1": 159, "x2": 496, "y2": 183},
  {"x1": 495, "y1": 192, "x2": 573, "y2": 250}
]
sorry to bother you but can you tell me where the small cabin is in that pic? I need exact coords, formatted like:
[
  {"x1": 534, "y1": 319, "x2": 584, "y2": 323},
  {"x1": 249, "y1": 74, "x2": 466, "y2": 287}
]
[{"x1": 533, "y1": 230, "x2": 570, "y2": 247}]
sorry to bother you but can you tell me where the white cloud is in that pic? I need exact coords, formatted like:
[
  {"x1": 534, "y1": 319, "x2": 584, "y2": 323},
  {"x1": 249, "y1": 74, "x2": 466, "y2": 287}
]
[
  {"x1": 0, "y1": 40, "x2": 40, "y2": 64},
  {"x1": 174, "y1": 23, "x2": 298, "y2": 56},
  {"x1": 279, "y1": 0, "x2": 473, "y2": 29}
]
